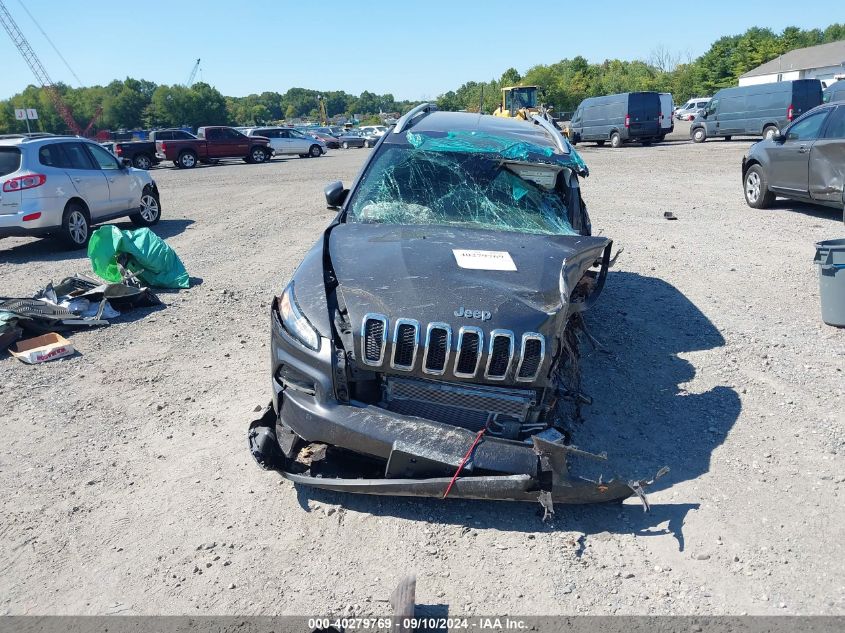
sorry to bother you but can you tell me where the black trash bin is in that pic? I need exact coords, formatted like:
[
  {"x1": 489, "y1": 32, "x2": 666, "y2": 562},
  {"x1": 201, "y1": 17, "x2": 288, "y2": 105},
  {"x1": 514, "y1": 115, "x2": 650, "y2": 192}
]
[{"x1": 814, "y1": 238, "x2": 845, "y2": 327}]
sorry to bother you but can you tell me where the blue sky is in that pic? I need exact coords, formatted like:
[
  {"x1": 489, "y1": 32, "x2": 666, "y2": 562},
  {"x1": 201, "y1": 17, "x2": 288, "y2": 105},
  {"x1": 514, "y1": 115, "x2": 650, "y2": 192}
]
[{"x1": 0, "y1": 0, "x2": 840, "y2": 100}]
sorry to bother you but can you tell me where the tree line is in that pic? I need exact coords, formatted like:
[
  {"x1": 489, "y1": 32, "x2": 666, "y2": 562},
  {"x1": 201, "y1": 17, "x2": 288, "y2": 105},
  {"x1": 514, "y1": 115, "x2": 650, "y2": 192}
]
[
  {"x1": 438, "y1": 24, "x2": 845, "y2": 114},
  {"x1": 1, "y1": 23, "x2": 843, "y2": 135},
  {"x1": 0, "y1": 81, "x2": 412, "y2": 135}
]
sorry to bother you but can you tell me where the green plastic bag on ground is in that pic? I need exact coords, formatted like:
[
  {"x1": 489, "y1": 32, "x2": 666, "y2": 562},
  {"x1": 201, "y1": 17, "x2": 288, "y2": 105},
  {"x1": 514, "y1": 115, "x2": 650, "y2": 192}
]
[{"x1": 88, "y1": 226, "x2": 190, "y2": 289}]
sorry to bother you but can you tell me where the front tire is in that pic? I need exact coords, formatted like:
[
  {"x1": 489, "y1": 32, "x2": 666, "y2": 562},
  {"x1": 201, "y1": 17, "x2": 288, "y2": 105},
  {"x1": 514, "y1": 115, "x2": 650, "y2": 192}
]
[
  {"x1": 130, "y1": 187, "x2": 161, "y2": 227},
  {"x1": 309, "y1": 144, "x2": 322, "y2": 157},
  {"x1": 178, "y1": 151, "x2": 198, "y2": 169},
  {"x1": 61, "y1": 202, "x2": 91, "y2": 249},
  {"x1": 249, "y1": 147, "x2": 268, "y2": 163},
  {"x1": 692, "y1": 127, "x2": 706, "y2": 143},
  {"x1": 610, "y1": 132, "x2": 622, "y2": 149},
  {"x1": 133, "y1": 154, "x2": 153, "y2": 170},
  {"x1": 744, "y1": 165, "x2": 775, "y2": 209}
]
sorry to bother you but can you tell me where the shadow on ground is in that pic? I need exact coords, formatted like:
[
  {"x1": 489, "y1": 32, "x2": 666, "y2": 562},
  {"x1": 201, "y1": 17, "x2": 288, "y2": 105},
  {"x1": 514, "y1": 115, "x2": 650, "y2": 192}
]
[
  {"x1": 0, "y1": 218, "x2": 194, "y2": 264},
  {"x1": 285, "y1": 272, "x2": 734, "y2": 548},
  {"x1": 765, "y1": 199, "x2": 844, "y2": 223}
]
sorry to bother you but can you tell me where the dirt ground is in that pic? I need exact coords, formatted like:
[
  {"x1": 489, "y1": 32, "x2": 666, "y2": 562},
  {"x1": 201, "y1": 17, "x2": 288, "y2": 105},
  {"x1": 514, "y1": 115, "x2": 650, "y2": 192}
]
[{"x1": 1, "y1": 121, "x2": 843, "y2": 617}]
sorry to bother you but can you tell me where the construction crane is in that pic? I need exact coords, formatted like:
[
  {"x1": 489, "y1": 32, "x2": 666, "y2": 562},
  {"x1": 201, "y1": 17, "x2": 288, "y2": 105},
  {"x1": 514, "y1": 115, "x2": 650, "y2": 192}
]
[
  {"x1": 317, "y1": 94, "x2": 328, "y2": 126},
  {"x1": 0, "y1": 0, "x2": 101, "y2": 136},
  {"x1": 186, "y1": 58, "x2": 201, "y2": 87}
]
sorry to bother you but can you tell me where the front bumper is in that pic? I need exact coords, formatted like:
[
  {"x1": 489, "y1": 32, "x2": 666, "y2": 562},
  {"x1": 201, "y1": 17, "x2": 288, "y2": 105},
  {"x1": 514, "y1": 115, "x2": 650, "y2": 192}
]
[{"x1": 252, "y1": 306, "x2": 667, "y2": 508}]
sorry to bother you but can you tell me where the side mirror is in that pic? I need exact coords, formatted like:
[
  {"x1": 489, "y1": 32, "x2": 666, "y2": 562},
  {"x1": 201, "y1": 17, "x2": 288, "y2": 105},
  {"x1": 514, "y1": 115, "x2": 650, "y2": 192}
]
[
  {"x1": 121, "y1": 158, "x2": 132, "y2": 168},
  {"x1": 773, "y1": 133, "x2": 786, "y2": 143},
  {"x1": 325, "y1": 181, "x2": 348, "y2": 209}
]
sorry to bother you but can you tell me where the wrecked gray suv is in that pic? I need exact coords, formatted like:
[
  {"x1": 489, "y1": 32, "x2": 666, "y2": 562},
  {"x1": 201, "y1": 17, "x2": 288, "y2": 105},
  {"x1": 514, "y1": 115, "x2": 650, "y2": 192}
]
[{"x1": 250, "y1": 104, "x2": 663, "y2": 513}]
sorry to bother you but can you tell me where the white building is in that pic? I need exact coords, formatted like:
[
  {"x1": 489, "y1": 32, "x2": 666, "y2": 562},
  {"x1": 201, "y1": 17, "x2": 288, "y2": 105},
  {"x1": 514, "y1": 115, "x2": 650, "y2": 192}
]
[{"x1": 738, "y1": 40, "x2": 845, "y2": 88}]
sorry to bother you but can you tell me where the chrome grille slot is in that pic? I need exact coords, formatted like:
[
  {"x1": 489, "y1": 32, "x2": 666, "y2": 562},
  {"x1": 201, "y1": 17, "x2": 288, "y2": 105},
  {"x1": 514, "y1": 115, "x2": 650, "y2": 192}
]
[
  {"x1": 390, "y1": 318, "x2": 419, "y2": 370},
  {"x1": 485, "y1": 329, "x2": 514, "y2": 380},
  {"x1": 422, "y1": 322, "x2": 451, "y2": 375},
  {"x1": 359, "y1": 316, "x2": 544, "y2": 383},
  {"x1": 516, "y1": 333, "x2": 545, "y2": 382},
  {"x1": 454, "y1": 326, "x2": 483, "y2": 378},
  {"x1": 361, "y1": 313, "x2": 388, "y2": 366}
]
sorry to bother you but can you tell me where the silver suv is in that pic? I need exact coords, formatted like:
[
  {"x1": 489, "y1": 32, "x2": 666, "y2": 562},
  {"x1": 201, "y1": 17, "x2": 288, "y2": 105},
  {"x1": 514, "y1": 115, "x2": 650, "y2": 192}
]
[{"x1": 0, "y1": 135, "x2": 161, "y2": 248}]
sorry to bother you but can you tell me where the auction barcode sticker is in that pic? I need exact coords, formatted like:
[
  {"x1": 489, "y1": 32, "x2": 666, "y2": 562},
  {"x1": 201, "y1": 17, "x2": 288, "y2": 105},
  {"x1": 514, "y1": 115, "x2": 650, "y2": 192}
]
[{"x1": 453, "y1": 249, "x2": 517, "y2": 271}]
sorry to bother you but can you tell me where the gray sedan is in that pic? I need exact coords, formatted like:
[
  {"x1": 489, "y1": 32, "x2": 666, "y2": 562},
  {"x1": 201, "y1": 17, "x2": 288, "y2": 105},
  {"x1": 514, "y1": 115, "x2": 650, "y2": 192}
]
[
  {"x1": 742, "y1": 102, "x2": 845, "y2": 219},
  {"x1": 334, "y1": 131, "x2": 367, "y2": 149}
]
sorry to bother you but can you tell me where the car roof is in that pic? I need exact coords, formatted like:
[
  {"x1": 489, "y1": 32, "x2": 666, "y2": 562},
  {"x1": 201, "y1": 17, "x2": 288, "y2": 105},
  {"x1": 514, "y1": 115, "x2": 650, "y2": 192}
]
[
  {"x1": 0, "y1": 135, "x2": 87, "y2": 148},
  {"x1": 795, "y1": 102, "x2": 840, "y2": 119},
  {"x1": 394, "y1": 110, "x2": 562, "y2": 154}
]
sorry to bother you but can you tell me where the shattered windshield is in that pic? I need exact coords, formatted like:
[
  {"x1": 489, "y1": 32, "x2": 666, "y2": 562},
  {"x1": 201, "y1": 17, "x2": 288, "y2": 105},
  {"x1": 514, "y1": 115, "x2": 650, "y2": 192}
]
[{"x1": 346, "y1": 139, "x2": 580, "y2": 236}]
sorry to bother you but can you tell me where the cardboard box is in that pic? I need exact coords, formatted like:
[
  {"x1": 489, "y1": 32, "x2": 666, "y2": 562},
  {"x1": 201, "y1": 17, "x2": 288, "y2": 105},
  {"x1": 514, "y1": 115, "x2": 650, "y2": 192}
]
[{"x1": 10, "y1": 333, "x2": 74, "y2": 364}]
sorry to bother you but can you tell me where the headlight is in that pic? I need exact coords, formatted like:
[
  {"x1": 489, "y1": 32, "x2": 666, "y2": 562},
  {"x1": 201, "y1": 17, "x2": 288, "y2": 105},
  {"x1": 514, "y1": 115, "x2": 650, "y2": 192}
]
[{"x1": 277, "y1": 282, "x2": 320, "y2": 351}]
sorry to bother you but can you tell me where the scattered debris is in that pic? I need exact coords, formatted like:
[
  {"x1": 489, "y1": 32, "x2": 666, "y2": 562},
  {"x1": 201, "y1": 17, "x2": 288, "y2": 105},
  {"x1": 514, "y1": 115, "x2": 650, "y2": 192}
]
[
  {"x1": 88, "y1": 225, "x2": 190, "y2": 289},
  {"x1": 10, "y1": 332, "x2": 74, "y2": 364}
]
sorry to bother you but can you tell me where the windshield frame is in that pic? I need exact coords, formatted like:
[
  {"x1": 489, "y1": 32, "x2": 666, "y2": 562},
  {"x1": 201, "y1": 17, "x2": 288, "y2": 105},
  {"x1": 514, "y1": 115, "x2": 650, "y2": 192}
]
[{"x1": 343, "y1": 142, "x2": 580, "y2": 238}]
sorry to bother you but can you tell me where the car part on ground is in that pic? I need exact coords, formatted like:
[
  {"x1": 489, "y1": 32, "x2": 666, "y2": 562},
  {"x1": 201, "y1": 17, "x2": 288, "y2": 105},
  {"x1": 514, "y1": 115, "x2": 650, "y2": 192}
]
[
  {"x1": 0, "y1": 273, "x2": 162, "y2": 355},
  {"x1": 249, "y1": 105, "x2": 667, "y2": 511}
]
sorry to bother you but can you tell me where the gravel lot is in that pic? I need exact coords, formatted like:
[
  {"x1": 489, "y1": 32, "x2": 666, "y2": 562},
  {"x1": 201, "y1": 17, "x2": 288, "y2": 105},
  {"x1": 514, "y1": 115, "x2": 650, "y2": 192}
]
[{"x1": 1, "y1": 122, "x2": 843, "y2": 616}]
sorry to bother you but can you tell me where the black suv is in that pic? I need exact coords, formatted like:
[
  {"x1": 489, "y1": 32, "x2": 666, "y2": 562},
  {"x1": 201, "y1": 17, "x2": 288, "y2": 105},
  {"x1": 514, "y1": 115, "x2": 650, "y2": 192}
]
[
  {"x1": 250, "y1": 105, "x2": 656, "y2": 511},
  {"x1": 742, "y1": 102, "x2": 845, "y2": 217}
]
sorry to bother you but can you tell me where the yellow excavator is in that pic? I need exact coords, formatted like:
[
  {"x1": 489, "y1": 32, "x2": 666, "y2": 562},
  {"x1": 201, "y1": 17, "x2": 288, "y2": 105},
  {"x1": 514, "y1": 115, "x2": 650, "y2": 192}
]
[
  {"x1": 493, "y1": 85, "x2": 569, "y2": 137},
  {"x1": 493, "y1": 86, "x2": 542, "y2": 120}
]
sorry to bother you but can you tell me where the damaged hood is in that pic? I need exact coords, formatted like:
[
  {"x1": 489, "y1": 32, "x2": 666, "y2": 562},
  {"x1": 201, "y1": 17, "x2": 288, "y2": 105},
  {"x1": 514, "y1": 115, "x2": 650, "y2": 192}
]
[{"x1": 329, "y1": 222, "x2": 609, "y2": 347}]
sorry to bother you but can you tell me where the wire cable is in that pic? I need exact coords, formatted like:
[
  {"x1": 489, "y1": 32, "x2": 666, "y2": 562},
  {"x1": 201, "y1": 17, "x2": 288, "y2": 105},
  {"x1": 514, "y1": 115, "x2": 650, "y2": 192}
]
[{"x1": 16, "y1": 0, "x2": 82, "y2": 86}]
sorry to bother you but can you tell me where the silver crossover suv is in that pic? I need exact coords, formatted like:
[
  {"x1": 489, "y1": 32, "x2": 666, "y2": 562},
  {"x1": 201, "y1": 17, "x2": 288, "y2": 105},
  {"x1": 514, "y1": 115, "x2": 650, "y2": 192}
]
[{"x1": 0, "y1": 135, "x2": 161, "y2": 248}]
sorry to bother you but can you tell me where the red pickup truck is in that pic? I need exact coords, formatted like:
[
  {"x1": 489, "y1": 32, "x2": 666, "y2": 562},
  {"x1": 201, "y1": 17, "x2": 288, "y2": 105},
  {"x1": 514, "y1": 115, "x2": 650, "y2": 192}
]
[{"x1": 155, "y1": 126, "x2": 273, "y2": 169}]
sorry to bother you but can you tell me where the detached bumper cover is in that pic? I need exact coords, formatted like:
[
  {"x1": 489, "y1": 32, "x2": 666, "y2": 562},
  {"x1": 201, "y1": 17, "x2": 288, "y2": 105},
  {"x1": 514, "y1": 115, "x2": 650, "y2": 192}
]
[{"x1": 248, "y1": 398, "x2": 667, "y2": 508}]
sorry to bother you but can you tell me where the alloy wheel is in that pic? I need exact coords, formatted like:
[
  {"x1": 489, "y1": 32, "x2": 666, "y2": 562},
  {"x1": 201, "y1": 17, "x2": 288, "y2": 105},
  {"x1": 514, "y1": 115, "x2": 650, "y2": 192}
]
[
  {"x1": 68, "y1": 210, "x2": 88, "y2": 244},
  {"x1": 140, "y1": 194, "x2": 159, "y2": 222},
  {"x1": 745, "y1": 171, "x2": 761, "y2": 203}
]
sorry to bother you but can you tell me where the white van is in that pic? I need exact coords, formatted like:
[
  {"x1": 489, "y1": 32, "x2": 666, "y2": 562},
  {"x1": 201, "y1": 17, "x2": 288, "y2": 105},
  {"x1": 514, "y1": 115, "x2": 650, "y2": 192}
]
[
  {"x1": 675, "y1": 97, "x2": 711, "y2": 120},
  {"x1": 659, "y1": 93, "x2": 674, "y2": 140}
]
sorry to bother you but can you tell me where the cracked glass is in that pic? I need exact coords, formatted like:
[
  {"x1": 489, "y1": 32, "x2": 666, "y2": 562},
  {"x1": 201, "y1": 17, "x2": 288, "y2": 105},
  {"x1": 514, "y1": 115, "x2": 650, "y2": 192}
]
[{"x1": 346, "y1": 133, "x2": 582, "y2": 237}]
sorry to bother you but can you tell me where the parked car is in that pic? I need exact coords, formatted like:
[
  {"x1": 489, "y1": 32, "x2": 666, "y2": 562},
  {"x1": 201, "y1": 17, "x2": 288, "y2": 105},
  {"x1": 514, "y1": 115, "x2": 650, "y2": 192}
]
[
  {"x1": 0, "y1": 135, "x2": 161, "y2": 248},
  {"x1": 359, "y1": 125, "x2": 388, "y2": 138},
  {"x1": 354, "y1": 129, "x2": 379, "y2": 147},
  {"x1": 675, "y1": 98, "x2": 710, "y2": 120},
  {"x1": 306, "y1": 131, "x2": 340, "y2": 149},
  {"x1": 149, "y1": 129, "x2": 197, "y2": 142},
  {"x1": 690, "y1": 79, "x2": 823, "y2": 143},
  {"x1": 112, "y1": 141, "x2": 160, "y2": 170},
  {"x1": 658, "y1": 93, "x2": 674, "y2": 140},
  {"x1": 568, "y1": 92, "x2": 662, "y2": 147},
  {"x1": 741, "y1": 102, "x2": 845, "y2": 217},
  {"x1": 155, "y1": 126, "x2": 272, "y2": 168},
  {"x1": 246, "y1": 104, "x2": 648, "y2": 506},
  {"x1": 244, "y1": 127, "x2": 326, "y2": 158},
  {"x1": 824, "y1": 81, "x2": 845, "y2": 103},
  {"x1": 335, "y1": 130, "x2": 367, "y2": 149}
]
